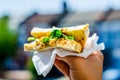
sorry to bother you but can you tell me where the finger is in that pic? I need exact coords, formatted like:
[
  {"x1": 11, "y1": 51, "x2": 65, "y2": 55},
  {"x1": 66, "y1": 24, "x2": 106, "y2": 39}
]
[
  {"x1": 87, "y1": 52, "x2": 103, "y2": 75},
  {"x1": 55, "y1": 55, "x2": 71, "y2": 65},
  {"x1": 56, "y1": 55, "x2": 86, "y2": 69},
  {"x1": 87, "y1": 53, "x2": 98, "y2": 61},
  {"x1": 56, "y1": 55, "x2": 85, "y2": 63},
  {"x1": 54, "y1": 59, "x2": 70, "y2": 77},
  {"x1": 94, "y1": 51, "x2": 104, "y2": 62},
  {"x1": 56, "y1": 55, "x2": 85, "y2": 61}
]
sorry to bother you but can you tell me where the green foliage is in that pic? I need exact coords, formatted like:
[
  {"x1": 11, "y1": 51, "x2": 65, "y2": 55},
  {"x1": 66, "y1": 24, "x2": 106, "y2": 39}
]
[{"x1": 0, "y1": 15, "x2": 17, "y2": 66}]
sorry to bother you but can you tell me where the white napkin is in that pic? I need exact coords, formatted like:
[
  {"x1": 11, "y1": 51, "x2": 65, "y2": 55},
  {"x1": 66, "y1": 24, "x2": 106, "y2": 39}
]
[{"x1": 32, "y1": 33, "x2": 105, "y2": 77}]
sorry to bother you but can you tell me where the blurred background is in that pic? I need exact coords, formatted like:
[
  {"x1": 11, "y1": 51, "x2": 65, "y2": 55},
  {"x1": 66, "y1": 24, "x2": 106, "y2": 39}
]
[{"x1": 0, "y1": 0, "x2": 120, "y2": 80}]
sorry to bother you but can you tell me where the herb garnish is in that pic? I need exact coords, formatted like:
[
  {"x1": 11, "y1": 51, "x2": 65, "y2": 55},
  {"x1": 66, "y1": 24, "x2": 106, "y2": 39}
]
[
  {"x1": 50, "y1": 29, "x2": 74, "y2": 40},
  {"x1": 43, "y1": 37, "x2": 50, "y2": 43},
  {"x1": 50, "y1": 29, "x2": 62, "y2": 39}
]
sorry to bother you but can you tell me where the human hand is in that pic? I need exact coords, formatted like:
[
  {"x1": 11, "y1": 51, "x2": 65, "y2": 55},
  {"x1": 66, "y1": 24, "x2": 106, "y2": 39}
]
[{"x1": 54, "y1": 51, "x2": 104, "y2": 80}]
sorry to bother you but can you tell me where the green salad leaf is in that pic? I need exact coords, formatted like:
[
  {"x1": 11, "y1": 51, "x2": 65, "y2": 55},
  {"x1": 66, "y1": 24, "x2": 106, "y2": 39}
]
[{"x1": 28, "y1": 37, "x2": 36, "y2": 42}]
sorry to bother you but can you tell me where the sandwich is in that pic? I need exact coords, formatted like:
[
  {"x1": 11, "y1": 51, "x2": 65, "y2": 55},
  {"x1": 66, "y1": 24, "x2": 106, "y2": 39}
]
[{"x1": 24, "y1": 24, "x2": 89, "y2": 53}]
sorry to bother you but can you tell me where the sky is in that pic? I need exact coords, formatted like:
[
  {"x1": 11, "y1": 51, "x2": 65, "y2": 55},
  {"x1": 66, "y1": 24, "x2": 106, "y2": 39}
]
[
  {"x1": 0, "y1": 0, "x2": 120, "y2": 30},
  {"x1": 0, "y1": 0, "x2": 120, "y2": 17}
]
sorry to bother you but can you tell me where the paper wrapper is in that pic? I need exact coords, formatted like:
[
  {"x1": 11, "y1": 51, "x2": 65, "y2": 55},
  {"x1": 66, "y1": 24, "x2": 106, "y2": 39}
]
[{"x1": 32, "y1": 34, "x2": 105, "y2": 76}]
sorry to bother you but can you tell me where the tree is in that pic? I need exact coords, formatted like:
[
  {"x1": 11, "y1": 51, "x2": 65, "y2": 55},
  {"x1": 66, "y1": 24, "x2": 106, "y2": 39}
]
[{"x1": 0, "y1": 15, "x2": 17, "y2": 68}]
